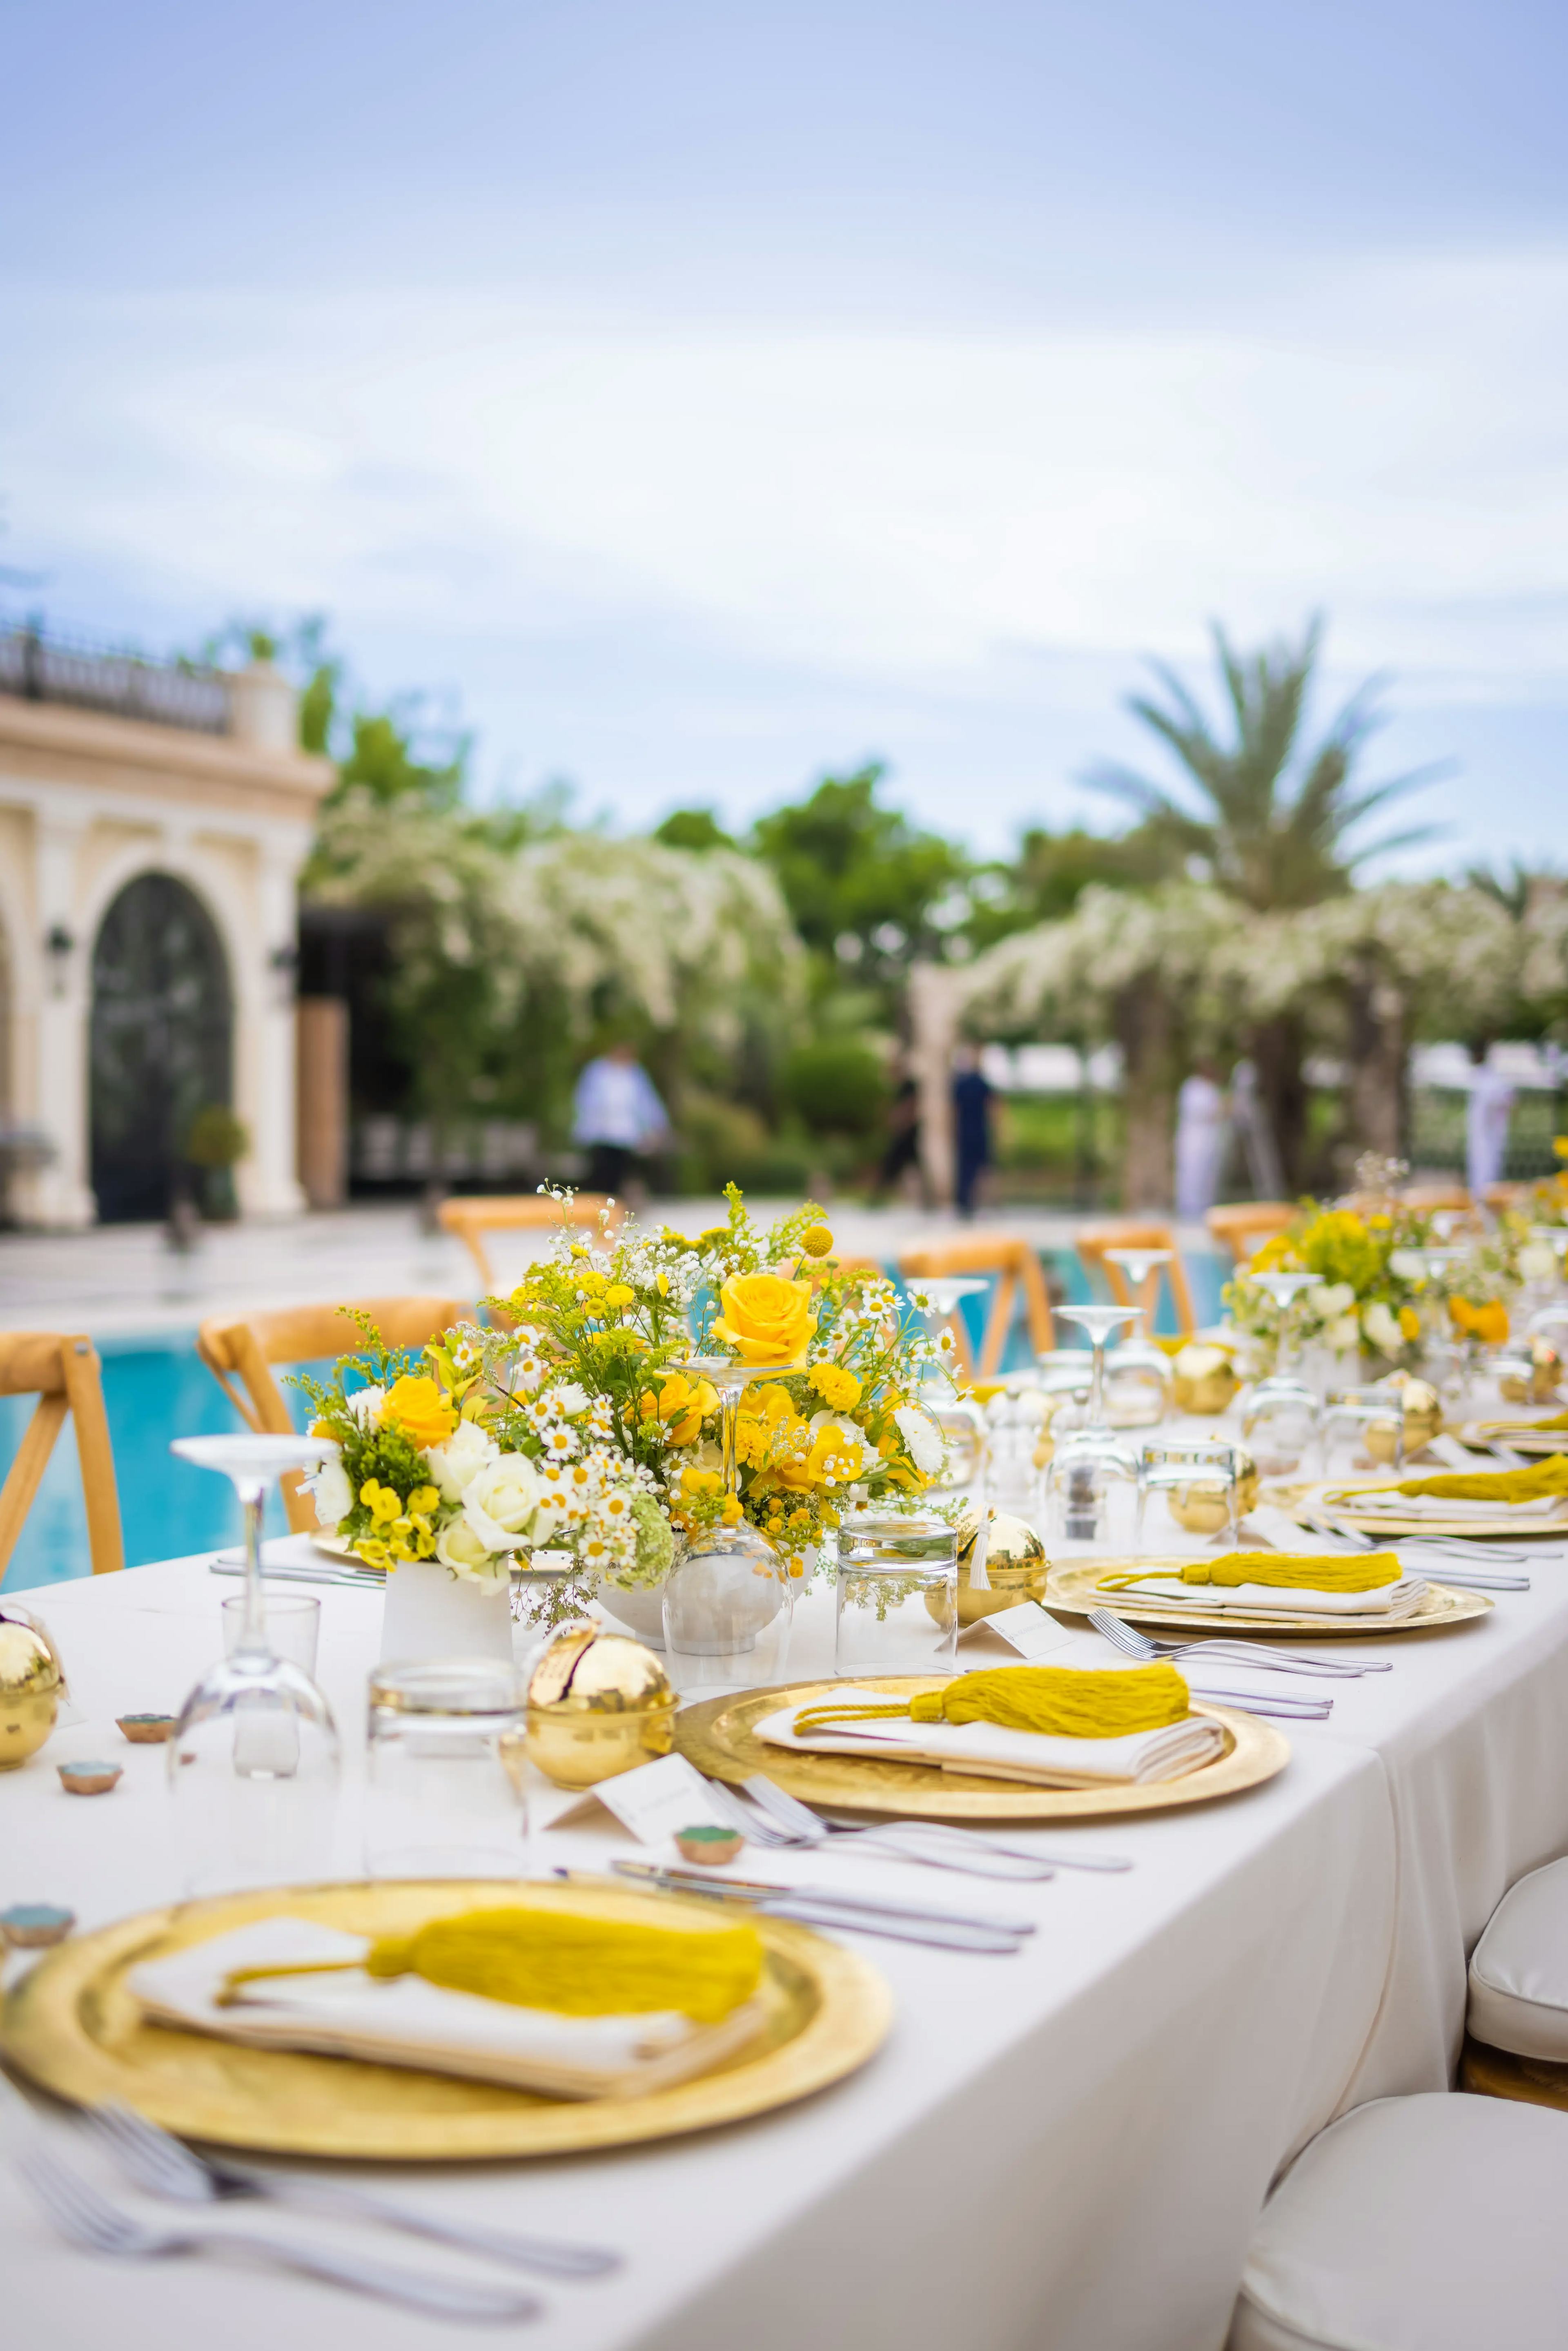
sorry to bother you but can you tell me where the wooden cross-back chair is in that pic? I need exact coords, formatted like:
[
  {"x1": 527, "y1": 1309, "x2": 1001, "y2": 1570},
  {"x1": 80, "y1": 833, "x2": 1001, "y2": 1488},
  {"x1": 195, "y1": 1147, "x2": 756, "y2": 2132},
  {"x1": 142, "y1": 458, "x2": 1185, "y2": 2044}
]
[
  {"x1": 437, "y1": 1194, "x2": 624, "y2": 1299},
  {"x1": 196, "y1": 1296, "x2": 469, "y2": 1533},
  {"x1": 0, "y1": 1332, "x2": 124, "y2": 1590},
  {"x1": 898, "y1": 1239, "x2": 1055, "y2": 1380},
  {"x1": 1402, "y1": 1183, "x2": 1475, "y2": 1216},
  {"x1": 1206, "y1": 1201, "x2": 1299, "y2": 1266},
  {"x1": 1076, "y1": 1220, "x2": 1198, "y2": 1337}
]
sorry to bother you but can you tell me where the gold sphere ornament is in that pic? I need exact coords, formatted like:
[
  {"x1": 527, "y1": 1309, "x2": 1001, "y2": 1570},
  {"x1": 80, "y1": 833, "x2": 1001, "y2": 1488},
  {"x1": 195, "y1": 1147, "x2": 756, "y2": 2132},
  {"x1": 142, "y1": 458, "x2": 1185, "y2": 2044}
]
[
  {"x1": 0, "y1": 1608, "x2": 65, "y2": 1772},
  {"x1": 1171, "y1": 1343, "x2": 1239, "y2": 1417},
  {"x1": 1167, "y1": 1480, "x2": 1236, "y2": 1536},
  {"x1": 1232, "y1": 1445, "x2": 1260, "y2": 1517},
  {"x1": 1500, "y1": 1339, "x2": 1564, "y2": 1406},
  {"x1": 943, "y1": 1506, "x2": 1049, "y2": 1627},
  {"x1": 1376, "y1": 1372, "x2": 1442, "y2": 1448},
  {"x1": 524, "y1": 1620, "x2": 677, "y2": 1789}
]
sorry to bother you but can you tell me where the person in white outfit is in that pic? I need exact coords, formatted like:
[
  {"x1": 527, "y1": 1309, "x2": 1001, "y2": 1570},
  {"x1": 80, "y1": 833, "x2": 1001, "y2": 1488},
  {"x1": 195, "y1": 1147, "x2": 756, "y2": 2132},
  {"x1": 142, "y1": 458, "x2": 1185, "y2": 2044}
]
[
  {"x1": 1174, "y1": 1061, "x2": 1229, "y2": 1222},
  {"x1": 1465, "y1": 1040, "x2": 1515, "y2": 1201},
  {"x1": 571, "y1": 1043, "x2": 670, "y2": 1198}
]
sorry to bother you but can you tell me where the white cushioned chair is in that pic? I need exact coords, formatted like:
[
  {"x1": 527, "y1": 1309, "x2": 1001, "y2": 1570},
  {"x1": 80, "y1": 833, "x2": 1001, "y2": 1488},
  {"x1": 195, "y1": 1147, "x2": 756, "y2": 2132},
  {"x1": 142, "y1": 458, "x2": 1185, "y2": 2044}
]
[
  {"x1": 1460, "y1": 1854, "x2": 1568, "y2": 2110},
  {"x1": 1228, "y1": 2093, "x2": 1568, "y2": 2350}
]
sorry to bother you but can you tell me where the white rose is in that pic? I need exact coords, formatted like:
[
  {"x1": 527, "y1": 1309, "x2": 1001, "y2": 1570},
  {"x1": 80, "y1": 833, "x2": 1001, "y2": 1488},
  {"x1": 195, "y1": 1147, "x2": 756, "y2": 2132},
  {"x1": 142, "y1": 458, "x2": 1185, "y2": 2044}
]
[
  {"x1": 462, "y1": 1455, "x2": 545, "y2": 1553},
  {"x1": 551, "y1": 1381, "x2": 590, "y2": 1416},
  {"x1": 345, "y1": 1384, "x2": 386, "y2": 1426},
  {"x1": 422, "y1": 1417, "x2": 497, "y2": 1503},
  {"x1": 305, "y1": 1454, "x2": 352, "y2": 1531},
  {"x1": 1314, "y1": 1284, "x2": 1355, "y2": 1320},
  {"x1": 894, "y1": 1404, "x2": 947, "y2": 1479},
  {"x1": 435, "y1": 1516, "x2": 510, "y2": 1587},
  {"x1": 1363, "y1": 1301, "x2": 1402, "y2": 1355},
  {"x1": 1326, "y1": 1314, "x2": 1361, "y2": 1353}
]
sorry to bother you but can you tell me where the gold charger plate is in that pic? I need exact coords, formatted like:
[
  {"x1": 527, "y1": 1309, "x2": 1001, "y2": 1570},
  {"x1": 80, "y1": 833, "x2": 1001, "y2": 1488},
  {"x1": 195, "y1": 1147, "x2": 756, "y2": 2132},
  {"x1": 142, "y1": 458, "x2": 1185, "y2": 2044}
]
[
  {"x1": 1459, "y1": 1420, "x2": 1568, "y2": 1458},
  {"x1": 0, "y1": 1878, "x2": 891, "y2": 2162},
  {"x1": 1046, "y1": 1557, "x2": 1492, "y2": 1638},
  {"x1": 1307, "y1": 1476, "x2": 1568, "y2": 1542},
  {"x1": 675, "y1": 1676, "x2": 1287, "y2": 1822}
]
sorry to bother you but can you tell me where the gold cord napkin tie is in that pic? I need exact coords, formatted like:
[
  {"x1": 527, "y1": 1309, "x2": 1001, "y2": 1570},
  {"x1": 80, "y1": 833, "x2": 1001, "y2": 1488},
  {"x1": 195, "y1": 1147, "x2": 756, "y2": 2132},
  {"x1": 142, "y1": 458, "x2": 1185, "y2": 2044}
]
[
  {"x1": 1098, "y1": 1550, "x2": 1402, "y2": 1593},
  {"x1": 792, "y1": 1661, "x2": 1190, "y2": 1741},
  {"x1": 220, "y1": 1904, "x2": 764, "y2": 2024},
  {"x1": 1374, "y1": 1455, "x2": 1568, "y2": 1504}
]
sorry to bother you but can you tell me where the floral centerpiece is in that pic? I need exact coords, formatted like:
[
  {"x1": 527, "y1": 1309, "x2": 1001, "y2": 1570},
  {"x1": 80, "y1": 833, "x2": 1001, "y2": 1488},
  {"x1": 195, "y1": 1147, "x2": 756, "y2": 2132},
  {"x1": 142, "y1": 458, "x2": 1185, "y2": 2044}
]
[
  {"x1": 296, "y1": 1194, "x2": 947, "y2": 1641},
  {"x1": 1225, "y1": 1205, "x2": 1435, "y2": 1371}
]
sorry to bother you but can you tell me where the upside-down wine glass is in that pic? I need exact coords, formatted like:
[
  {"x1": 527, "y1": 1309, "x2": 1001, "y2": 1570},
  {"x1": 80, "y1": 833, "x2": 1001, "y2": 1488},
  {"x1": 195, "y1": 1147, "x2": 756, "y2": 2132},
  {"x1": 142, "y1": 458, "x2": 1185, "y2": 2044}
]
[
  {"x1": 661, "y1": 1358, "x2": 795, "y2": 1693},
  {"x1": 1240, "y1": 1272, "x2": 1323, "y2": 1475},
  {"x1": 167, "y1": 1433, "x2": 342, "y2": 1895},
  {"x1": 1101, "y1": 1247, "x2": 1176, "y2": 1428},
  {"x1": 1042, "y1": 1305, "x2": 1140, "y2": 1551}
]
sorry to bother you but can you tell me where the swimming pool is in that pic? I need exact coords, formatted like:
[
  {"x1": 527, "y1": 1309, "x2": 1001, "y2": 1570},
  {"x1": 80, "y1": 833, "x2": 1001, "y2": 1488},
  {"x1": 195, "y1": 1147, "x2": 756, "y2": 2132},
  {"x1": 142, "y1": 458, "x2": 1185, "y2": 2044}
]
[{"x1": 0, "y1": 1250, "x2": 1226, "y2": 1590}]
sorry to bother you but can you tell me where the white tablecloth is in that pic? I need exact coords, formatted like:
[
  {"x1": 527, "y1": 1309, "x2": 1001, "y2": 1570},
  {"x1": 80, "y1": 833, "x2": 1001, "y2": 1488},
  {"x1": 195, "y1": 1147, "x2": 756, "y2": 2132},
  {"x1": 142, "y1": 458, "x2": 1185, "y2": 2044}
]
[{"x1": 4, "y1": 1545, "x2": 1568, "y2": 2351}]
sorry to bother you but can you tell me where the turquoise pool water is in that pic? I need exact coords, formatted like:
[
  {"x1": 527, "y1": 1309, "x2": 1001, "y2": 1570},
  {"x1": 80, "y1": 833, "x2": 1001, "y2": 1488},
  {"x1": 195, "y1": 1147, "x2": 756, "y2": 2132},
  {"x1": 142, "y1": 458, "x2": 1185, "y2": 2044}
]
[{"x1": 0, "y1": 1250, "x2": 1224, "y2": 1591}]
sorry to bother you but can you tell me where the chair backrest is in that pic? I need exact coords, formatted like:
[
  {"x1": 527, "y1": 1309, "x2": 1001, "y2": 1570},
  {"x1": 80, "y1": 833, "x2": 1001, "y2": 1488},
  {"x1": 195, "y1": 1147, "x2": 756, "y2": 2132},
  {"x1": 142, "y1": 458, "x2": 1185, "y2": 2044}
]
[
  {"x1": 0, "y1": 1332, "x2": 124, "y2": 1589},
  {"x1": 1403, "y1": 1183, "x2": 1475, "y2": 1215},
  {"x1": 437, "y1": 1194, "x2": 624, "y2": 1295},
  {"x1": 898, "y1": 1239, "x2": 1055, "y2": 1378},
  {"x1": 1485, "y1": 1182, "x2": 1531, "y2": 1216},
  {"x1": 196, "y1": 1296, "x2": 470, "y2": 1533},
  {"x1": 1205, "y1": 1201, "x2": 1298, "y2": 1266},
  {"x1": 1076, "y1": 1221, "x2": 1198, "y2": 1337}
]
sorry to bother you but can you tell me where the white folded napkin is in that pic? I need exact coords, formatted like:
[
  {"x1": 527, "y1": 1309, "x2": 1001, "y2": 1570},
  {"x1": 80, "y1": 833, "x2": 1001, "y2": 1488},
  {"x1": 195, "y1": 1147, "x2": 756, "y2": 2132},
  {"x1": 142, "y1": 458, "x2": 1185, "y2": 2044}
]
[
  {"x1": 1110, "y1": 1573, "x2": 1428, "y2": 1619},
  {"x1": 1341, "y1": 1486, "x2": 1565, "y2": 1521},
  {"x1": 755, "y1": 1685, "x2": 1226, "y2": 1788},
  {"x1": 1241, "y1": 1503, "x2": 1350, "y2": 1555},
  {"x1": 130, "y1": 1916, "x2": 767, "y2": 2101}
]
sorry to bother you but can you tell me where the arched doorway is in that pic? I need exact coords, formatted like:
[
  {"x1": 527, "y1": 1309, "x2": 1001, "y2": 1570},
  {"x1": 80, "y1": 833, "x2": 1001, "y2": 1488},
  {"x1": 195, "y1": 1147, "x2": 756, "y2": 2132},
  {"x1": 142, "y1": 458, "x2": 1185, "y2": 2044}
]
[{"x1": 90, "y1": 873, "x2": 233, "y2": 1222}]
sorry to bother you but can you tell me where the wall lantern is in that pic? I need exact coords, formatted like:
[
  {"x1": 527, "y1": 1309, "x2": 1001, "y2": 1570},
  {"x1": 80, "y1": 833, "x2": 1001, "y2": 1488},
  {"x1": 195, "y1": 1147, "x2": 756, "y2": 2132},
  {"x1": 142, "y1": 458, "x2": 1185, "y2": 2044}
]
[{"x1": 44, "y1": 923, "x2": 76, "y2": 998}]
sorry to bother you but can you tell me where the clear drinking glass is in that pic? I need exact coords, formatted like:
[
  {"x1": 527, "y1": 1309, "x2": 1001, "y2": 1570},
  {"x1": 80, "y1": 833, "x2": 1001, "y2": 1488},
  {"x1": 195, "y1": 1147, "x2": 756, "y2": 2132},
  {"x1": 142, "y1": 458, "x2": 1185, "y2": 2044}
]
[
  {"x1": 365, "y1": 1659, "x2": 528, "y2": 1879},
  {"x1": 1240, "y1": 1272, "x2": 1323, "y2": 1475},
  {"x1": 908, "y1": 1278, "x2": 990, "y2": 1497},
  {"x1": 167, "y1": 1433, "x2": 341, "y2": 1895},
  {"x1": 662, "y1": 1358, "x2": 794, "y2": 1693},
  {"x1": 1321, "y1": 1385, "x2": 1405, "y2": 1481},
  {"x1": 833, "y1": 1510, "x2": 958, "y2": 1679},
  {"x1": 983, "y1": 1384, "x2": 1052, "y2": 1518},
  {"x1": 1101, "y1": 1247, "x2": 1175, "y2": 1429},
  {"x1": 221, "y1": 1590, "x2": 320, "y2": 1675},
  {"x1": 1042, "y1": 1306, "x2": 1140, "y2": 1553},
  {"x1": 1137, "y1": 1437, "x2": 1241, "y2": 1553}
]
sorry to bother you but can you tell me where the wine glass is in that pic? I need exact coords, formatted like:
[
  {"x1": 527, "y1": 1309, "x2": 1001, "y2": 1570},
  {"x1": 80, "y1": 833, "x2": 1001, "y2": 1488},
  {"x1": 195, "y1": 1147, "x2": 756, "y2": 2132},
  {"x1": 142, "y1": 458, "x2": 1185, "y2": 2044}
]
[
  {"x1": 1101, "y1": 1247, "x2": 1175, "y2": 1428},
  {"x1": 908, "y1": 1276, "x2": 989, "y2": 1495},
  {"x1": 1240, "y1": 1272, "x2": 1322, "y2": 1474},
  {"x1": 661, "y1": 1359, "x2": 794, "y2": 1693},
  {"x1": 1042, "y1": 1306, "x2": 1140, "y2": 1551},
  {"x1": 167, "y1": 1433, "x2": 342, "y2": 1894}
]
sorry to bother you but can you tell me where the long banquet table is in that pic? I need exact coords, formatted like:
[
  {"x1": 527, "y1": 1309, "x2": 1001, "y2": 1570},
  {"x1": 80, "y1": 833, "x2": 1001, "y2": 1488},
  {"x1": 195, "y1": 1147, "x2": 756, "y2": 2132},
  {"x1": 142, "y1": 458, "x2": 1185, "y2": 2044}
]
[{"x1": 7, "y1": 1542, "x2": 1568, "y2": 2351}]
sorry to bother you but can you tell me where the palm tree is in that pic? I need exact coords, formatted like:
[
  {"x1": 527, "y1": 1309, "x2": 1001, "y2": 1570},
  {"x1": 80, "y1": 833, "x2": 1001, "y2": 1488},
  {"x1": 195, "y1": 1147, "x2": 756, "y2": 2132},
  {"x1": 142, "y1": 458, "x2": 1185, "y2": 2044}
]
[
  {"x1": 1085, "y1": 617, "x2": 1444, "y2": 1186},
  {"x1": 1086, "y1": 616, "x2": 1441, "y2": 913}
]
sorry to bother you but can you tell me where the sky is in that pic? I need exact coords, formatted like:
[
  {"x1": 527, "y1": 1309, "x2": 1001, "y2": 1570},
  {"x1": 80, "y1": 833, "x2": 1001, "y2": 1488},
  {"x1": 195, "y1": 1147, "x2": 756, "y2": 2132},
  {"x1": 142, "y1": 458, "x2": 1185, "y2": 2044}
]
[{"x1": 3, "y1": 0, "x2": 1566, "y2": 865}]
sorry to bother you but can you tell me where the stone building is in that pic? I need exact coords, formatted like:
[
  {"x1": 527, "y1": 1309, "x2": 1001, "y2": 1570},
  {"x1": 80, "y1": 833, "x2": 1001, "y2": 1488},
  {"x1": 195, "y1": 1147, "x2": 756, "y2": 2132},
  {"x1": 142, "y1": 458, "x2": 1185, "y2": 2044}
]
[{"x1": 0, "y1": 628, "x2": 333, "y2": 1226}]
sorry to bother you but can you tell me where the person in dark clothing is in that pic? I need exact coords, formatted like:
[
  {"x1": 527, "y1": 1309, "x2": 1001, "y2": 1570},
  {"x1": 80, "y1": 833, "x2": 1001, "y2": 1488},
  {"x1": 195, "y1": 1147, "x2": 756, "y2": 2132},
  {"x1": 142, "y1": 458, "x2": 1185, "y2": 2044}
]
[
  {"x1": 874, "y1": 1070, "x2": 924, "y2": 1202},
  {"x1": 951, "y1": 1045, "x2": 995, "y2": 1217}
]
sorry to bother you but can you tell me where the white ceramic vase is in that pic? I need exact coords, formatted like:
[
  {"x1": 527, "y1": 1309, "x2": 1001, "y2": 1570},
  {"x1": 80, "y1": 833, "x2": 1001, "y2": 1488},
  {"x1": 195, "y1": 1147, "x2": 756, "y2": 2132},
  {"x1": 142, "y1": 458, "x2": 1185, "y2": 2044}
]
[
  {"x1": 593, "y1": 1576, "x2": 668, "y2": 1648},
  {"x1": 378, "y1": 1562, "x2": 515, "y2": 1665}
]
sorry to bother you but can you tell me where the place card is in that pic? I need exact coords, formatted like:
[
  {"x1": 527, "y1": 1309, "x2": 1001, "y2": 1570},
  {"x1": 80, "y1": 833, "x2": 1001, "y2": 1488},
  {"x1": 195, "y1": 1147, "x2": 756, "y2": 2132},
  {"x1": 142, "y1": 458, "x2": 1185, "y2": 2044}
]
[
  {"x1": 573, "y1": 1753, "x2": 735, "y2": 1847},
  {"x1": 959, "y1": 1602, "x2": 1074, "y2": 1660}
]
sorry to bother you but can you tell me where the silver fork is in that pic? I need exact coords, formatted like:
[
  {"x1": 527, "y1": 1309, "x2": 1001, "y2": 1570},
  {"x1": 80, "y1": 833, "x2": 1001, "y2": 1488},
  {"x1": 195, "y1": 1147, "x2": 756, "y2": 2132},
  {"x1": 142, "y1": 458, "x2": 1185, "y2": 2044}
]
[
  {"x1": 1305, "y1": 1515, "x2": 1531, "y2": 1591},
  {"x1": 1083, "y1": 1616, "x2": 1332, "y2": 1717},
  {"x1": 1087, "y1": 1607, "x2": 1387, "y2": 1678},
  {"x1": 21, "y1": 2135, "x2": 543, "y2": 2322},
  {"x1": 701, "y1": 1776, "x2": 1058, "y2": 1880},
  {"x1": 84, "y1": 2100, "x2": 618, "y2": 2279}
]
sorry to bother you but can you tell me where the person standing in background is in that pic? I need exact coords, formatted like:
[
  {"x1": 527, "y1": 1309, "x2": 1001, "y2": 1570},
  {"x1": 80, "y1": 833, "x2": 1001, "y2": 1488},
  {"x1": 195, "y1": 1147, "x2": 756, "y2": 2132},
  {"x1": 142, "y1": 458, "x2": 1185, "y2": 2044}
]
[
  {"x1": 952, "y1": 1044, "x2": 996, "y2": 1219},
  {"x1": 572, "y1": 1040, "x2": 671, "y2": 1199},
  {"x1": 1174, "y1": 1059, "x2": 1229, "y2": 1222},
  {"x1": 1466, "y1": 1039, "x2": 1515, "y2": 1200}
]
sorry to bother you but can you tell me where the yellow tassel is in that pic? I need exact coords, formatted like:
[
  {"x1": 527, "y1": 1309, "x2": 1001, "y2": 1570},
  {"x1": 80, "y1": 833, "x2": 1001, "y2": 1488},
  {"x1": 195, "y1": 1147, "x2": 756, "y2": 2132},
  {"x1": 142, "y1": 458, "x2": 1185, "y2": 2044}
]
[
  {"x1": 792, "y1": 1661, "x2": 1190, "y2": 1742},
  {"x1": 224, "y1": 1904, "x2": 764, "y2": 2025},
  {"x1": 1099, "y1": 1550, "x2": 1401, "y2": 1593},
  {"x1": 1383, "y1": 1455, "x2": 1568, "y2": 1504}
]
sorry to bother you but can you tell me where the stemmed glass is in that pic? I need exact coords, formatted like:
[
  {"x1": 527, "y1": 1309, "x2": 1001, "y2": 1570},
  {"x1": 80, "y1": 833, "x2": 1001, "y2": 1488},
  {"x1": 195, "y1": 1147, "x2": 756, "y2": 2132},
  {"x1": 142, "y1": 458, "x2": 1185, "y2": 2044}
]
[
  {"x1": 1042, "y1": 1305, "x2": 1140, "y2": 1551},
  {"x1": 1241, "y1": 1271, "x2": 1323, "y2": 1475},
  {"x1": 167, "y1": 1433, "x2": 342, "y2": 1894},
  {"x1": 908, "y1": 1276, "x2": 989, "y2": 1495},
  {"x1": 1101, "y1": 1247, "x2": 1175, "y2": 1428},
  {"x1": 660, "y1": 1358, "x2": 795, "y2": 1692}
]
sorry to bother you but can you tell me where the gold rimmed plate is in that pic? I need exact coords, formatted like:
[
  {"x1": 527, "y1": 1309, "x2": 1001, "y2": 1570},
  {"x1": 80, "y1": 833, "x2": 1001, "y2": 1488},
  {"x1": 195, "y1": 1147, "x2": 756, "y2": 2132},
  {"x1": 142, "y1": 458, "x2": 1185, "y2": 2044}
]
[
  {"x1": 1047, "y1": 1557, "x2": 1492, "y2": 1638},
  {"x1": 0, "y1": 1879, "x2": 891, "y2": 2162},
  {"x1": 1459, "y1": 1419, "x2": 1568, "y2": 1458},
  {"x1": 1306, "y1": 1476, "x2": 1568, "y2": 1542},
  {"x1": 676, "y1": 1676, "x2": 1287, "y2": 1822}
]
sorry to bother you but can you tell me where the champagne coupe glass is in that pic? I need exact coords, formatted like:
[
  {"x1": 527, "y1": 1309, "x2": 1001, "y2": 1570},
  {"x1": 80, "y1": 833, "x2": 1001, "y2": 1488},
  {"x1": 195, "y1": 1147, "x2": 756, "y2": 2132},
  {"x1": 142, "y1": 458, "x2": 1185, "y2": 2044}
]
[
  {"x1": 1240, "y1": 1272, "x2": 1323, "y2": 1475},
  {"x1": 908, "y1": 1276, "x2": 989, "y2": 1495},
  {"x1": 661, "y1": 1358, "x2": 795, "y2": 1692},
  {"x1": 167, "y1": 1433, "x2": 342, "y2": 1894},
  {"x1": 1042, "y1": 1305, "x2": 1140, "y2": 1551},
  {"x1": 1101, "y1": 1247, "x2": 1175, "y2": 1428}
]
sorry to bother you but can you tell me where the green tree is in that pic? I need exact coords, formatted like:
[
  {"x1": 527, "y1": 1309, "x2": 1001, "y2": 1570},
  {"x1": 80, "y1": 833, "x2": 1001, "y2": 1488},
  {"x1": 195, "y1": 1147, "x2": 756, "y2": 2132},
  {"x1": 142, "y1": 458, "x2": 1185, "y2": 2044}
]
[
  {"x1": 654, "y1": 807, "x2": 735, "y2": 853},
  {"x1": 750, "y1": 762, "x2": 966, "y2": 978}
]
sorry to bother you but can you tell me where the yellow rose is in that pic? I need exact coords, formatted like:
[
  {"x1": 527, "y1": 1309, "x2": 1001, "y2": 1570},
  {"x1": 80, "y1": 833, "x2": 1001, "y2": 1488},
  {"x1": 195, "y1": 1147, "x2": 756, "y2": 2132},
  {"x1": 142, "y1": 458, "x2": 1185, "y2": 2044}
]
[
  {"x1": 379, "y1": 1374, "x2": 458, "y2": 1449},
  {"x1": 713, "y1": 1272, "x2": 817, "y2": 1365}
]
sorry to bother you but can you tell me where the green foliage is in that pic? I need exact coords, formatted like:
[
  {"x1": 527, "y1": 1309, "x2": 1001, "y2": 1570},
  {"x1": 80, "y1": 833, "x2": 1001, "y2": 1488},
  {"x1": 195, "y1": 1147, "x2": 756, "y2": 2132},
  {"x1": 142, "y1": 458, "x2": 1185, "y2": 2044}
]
[
  {"x1": 654, "y1": 807, "x2": 735, "y2": 852},
  {"x1": 1087, "y1": 617, "x2": 1443, "y2": 912},
  {"x1": 778, "y1": 1036, "x2": 889, "y2": 1139},
  {"x1": 750, "y1": 764, "x2": 967, "y2": 971}
]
